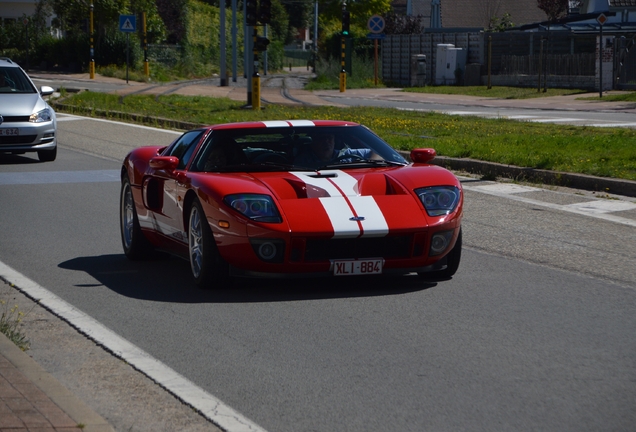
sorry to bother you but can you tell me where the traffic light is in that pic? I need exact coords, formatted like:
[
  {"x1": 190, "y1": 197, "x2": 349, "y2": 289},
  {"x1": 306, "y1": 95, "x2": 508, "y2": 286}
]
[
  {"x1": 259, "y1": 0, "x2": 272, "y2": 24},
  {"x1": 254, "y1": 35, "x2": 270, "y2": 52},
  {"x1": 342, "y1": 10, "x2": 350, "y2": 36},
  {"x1": 246, "y1": 0, "x2": 257, "y2": 26}
]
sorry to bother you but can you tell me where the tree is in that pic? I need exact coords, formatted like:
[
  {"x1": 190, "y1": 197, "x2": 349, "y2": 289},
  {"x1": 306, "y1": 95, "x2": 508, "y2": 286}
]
[
  {"x1": 319, "y1": 0, "x2": 391, "y2": 29},
  {"x1": 537, "y1": 0, "x2": 569, "y2": 21},
  {"x1": 487, "y1": 12, "x2": 514, "y2": 31},
  {"x1": 384, "y1": 12, "x2": 423, "y2": 35}
]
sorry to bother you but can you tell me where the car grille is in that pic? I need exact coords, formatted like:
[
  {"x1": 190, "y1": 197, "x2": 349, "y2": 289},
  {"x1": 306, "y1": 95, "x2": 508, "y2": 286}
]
[
  {"x1": 304, "y1": 235, "x2": 412, "y2": 261},
  {"x1": 0, "y1": 116, "x2": 30, "y2": 123},
  {"x1": 0, "y1": 135, "x2": 37, "y2": 144}
]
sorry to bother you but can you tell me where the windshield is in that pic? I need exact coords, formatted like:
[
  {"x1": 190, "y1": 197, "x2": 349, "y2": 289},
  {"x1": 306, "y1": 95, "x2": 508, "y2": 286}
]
[
  {"x1": 190, "y1": 125, "x2": 408, "y2": 173},
  {"x1": 0, "y1": 66, "x2": 36, "y2": 94}
]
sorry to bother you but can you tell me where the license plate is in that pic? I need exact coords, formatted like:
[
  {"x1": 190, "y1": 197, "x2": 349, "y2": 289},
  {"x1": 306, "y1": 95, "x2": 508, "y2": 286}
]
[
  {"x1": 0, "y1": 128, "x2": 19, "y2": 136},
  {"x1": 333, "y1": 259, "x2": 383, "y2": 276}
]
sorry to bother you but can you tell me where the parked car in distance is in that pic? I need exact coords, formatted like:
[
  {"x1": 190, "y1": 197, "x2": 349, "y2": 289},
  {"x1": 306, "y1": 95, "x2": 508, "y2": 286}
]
[
  {"x1": 0, "y1": 57, "x2": 57, "y2": 162},
  {"x1": 120, "y1": 120, "x2": 463, "y2": 288}
]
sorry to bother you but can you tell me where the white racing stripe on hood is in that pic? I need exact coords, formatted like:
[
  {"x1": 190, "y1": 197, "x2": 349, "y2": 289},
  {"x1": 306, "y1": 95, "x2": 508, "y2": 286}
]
[{"x1": 291, "y1": 170, "x2": 389, "y2": 238}]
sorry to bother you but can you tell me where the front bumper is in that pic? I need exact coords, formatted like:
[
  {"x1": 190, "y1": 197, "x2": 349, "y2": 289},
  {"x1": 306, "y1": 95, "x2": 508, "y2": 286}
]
[{"x1": 0, "y1": 120, "x2": 56, "y2": 153}]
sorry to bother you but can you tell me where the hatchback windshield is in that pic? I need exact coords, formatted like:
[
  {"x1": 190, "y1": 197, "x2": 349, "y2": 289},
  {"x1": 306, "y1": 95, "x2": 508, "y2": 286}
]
[{"x1": 0, "y1": 67, "x2": 36, "y2": 94}]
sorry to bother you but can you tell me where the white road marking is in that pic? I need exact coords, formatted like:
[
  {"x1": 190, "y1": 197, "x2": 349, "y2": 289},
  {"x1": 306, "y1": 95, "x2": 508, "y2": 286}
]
[
  {"x1": 565, "y1": 200, "x2": 636, "y2": 214},
  {"x1": 529, "y1": 118, "x2": 581, "y2": 123},
  {"x1": 55, "y1": 116, "x2": 84, "y2": 122},
  {"x1": 393, "y1": 107, "x2": 636, "y2": 128},
  {"x1": 462, "y1": 183, "x2": 636, "y2": 228},
  {"x1": 586, "y1": 123, "x2": 636, "y2": 128},
  {"x1": 56, "y1": 114, "x2": 182, "y2": 134},
  {"x1": 0, "y1": 261, "x2": 268, "y2": 432},
  {"x1": 0, "y1": 170, "x2": 120, "y2": 185},
  {"x1": 469, "y1": 183, "x2": 537, "y2": 194}
]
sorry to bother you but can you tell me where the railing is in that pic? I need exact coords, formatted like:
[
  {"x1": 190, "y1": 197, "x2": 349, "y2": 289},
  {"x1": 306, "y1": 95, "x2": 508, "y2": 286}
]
[{"x1": 500, "y1": 53, "x2": 596, "y2": 76}]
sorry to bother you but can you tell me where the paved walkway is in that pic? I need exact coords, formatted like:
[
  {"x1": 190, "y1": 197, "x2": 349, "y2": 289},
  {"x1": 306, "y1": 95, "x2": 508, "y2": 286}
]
[{"x1": 0, "y1": 332, "x2": 113, "y2": 432}]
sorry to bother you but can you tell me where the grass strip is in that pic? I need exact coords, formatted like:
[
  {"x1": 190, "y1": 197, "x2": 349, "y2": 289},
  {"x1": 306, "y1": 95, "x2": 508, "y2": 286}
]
[{"x1": 54, "y1": 92, "x2": 636, "y2": 181}]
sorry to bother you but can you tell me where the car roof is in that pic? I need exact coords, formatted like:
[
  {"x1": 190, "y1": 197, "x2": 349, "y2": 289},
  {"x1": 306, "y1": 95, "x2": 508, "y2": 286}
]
[
  {"x1": 205, "y1": 120, "x2": 360, "y2": 131},
  {"x1": 0, "y1": 57, "x2": 19, "y2": 67}
]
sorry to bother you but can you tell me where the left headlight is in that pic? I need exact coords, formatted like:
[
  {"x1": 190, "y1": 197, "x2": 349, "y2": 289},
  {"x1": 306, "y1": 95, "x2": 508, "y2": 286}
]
[
  {"x1": 30, "y1": 108, "x2": 52, "y2": 123},
  {"x1": 224, "y1": 194, "x2": 282, "y2": 223},
  {"x1": 415, "y1": 186, "x2": 460, "y2": 216}
]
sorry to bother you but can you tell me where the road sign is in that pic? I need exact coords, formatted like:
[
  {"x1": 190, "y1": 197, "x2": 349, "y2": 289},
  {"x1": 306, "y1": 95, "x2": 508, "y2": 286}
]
[
  {"x1": 119, "y1": 15, "x2": 136, "y2": 32},
  {"x1": 367, "y1": 15, "x2": 385, "y2": 34},
  {"x1": 367, "y1": 33, "x2": 386, "y2": 39},
  {"x1": 597, "y1": 13, "x2": 607, "y2": 25}
]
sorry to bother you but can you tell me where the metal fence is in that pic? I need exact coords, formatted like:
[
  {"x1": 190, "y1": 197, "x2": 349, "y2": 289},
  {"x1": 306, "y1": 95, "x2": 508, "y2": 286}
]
[
  {"x1": 500, "y1": 53, "x2": 596, "y2": 76},
  {"x1": 147, "y1": 44, "x2": 182, "y2": 67},
  {"x1": 616, "y1": 34, "x2": 636, "y2": 89},
  {"x1": 283, "y1": 49, "x2": 313, "y2": 68}
]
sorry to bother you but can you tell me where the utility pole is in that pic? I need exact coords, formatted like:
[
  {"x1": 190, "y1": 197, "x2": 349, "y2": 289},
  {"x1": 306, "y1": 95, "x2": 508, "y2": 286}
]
[
  {"x1": 339, "y1": 1, "x2": 349, "y2": 92},
  {"x1": 245, "y1": 0, "x2": 271, "y2": 109},
  {"x1": 89, "y1": 3, "x2": 95, "y2": 79}
]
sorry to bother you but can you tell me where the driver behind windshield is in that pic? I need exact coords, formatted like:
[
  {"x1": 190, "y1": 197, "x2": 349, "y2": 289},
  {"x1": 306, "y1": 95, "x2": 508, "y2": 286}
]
[{"x1": 294, "y1": 133, "x2": 378, "y2": 169}]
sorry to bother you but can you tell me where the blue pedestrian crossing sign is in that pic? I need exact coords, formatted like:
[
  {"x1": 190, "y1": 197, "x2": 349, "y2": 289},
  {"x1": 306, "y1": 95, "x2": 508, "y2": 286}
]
[{"x1": 119, "y1": 15, "x2": 136, "y2": 32}]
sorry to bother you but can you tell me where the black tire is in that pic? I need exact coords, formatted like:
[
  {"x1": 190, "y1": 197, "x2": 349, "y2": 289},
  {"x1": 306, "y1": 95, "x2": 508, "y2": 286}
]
[
  {"x1": 188, "y1": 199, "x2": 230, "y2": 289},
  {"x1": 120, "y1": 174, "x2": 153, "y2": 260},
  {"x1": 37, "y1": 146, "x2": 57, "y2": 162},
  {"x1": 419, "y1": 228, "x2": 462, "y2": 281}
]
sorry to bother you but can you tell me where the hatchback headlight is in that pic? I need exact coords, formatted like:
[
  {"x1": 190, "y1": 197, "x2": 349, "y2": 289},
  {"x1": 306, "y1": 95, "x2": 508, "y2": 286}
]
[
  {"x1": 224, "y1": 194, "x2": 282, "y2": 223},
  {"x1": 415, "y1": 186, "x2": 460, "y2": 216},
  {"x1": 30, "y1": 108, "x2": 52, "y2": 123}
]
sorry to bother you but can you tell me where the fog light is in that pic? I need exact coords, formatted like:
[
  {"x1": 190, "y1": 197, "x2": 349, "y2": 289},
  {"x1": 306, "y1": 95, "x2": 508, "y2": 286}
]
[
  {"x1": 430, "y1": 231, "x2": 453, "y2": 256},
  {"x1": 258, "y1": 242, "x2": 277, "y2": 260},
  {"x1": 250, "y1": 238, "x2": 285, "y2": 263}
]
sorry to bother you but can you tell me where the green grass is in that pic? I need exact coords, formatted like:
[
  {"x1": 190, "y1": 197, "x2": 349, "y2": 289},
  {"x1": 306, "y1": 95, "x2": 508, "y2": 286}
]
[
  {"x1": 54, "y1": 92, "x2": 636, "y2": 181},
  {"x1": 403, "y1": 85, "x2": 590, "y2": 99},
  {"x1": 305, "y1": 55, "x2": 386, "y2": 91},
  {"x1": 0, "y1": 300, "x2": 30, "y2": 351}
]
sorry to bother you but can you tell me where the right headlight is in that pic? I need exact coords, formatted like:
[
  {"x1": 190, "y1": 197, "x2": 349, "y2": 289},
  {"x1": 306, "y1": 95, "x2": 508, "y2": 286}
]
[
  {"x1": 30, "y1": 107, "x2": 52, "y2": 123},
  {"x1": 415, "y1": 186, "x2": 460, "y2": 216}
]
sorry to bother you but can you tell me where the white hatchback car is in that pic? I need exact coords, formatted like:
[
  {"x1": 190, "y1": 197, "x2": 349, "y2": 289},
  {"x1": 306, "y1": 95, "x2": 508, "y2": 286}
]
[{"x1": 0, "y1": 57, "x2": 57, "y2": 162}]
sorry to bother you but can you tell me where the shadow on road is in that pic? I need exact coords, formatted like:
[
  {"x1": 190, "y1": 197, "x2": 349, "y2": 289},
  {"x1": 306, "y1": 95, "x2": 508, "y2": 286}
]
[
  {"x1": 0, "y1": 154, "x2": 41, "y2": 164},
  {"x1": 59, "y1": 254, "x2": 437, "y2": 303}
]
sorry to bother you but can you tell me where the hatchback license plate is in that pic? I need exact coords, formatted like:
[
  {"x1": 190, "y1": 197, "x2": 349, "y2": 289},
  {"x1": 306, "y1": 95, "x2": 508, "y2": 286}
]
[
  {"x1": 0, "y1": 128, "x2": 19, "y2": 136},
  {"x1": 333, "y1": 259, "x2": 383, "y2": 276}
]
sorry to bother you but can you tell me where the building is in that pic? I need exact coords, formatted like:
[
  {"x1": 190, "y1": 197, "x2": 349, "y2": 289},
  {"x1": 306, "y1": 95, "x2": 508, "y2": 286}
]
[{"x1": 394, "y1": 0, "x2": 549, "y2": 29}]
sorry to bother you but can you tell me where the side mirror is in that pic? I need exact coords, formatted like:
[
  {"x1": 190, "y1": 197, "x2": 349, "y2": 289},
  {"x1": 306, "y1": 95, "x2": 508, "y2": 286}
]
[
  {"x1": 410, "y1": 148, "x2": 436, "y2": 164},
  {"x1": 149, "y1": 156, "x2": 179, "y2": 171},
  {"x1": 40, "y1": 86, "x2": 55, "y2": 96}
]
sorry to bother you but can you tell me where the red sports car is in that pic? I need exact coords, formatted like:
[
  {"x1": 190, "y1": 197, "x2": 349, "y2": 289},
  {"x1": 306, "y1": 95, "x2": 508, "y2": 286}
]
[{"x1": 120, "y1": 120, "x2": 463, "y2": 288}]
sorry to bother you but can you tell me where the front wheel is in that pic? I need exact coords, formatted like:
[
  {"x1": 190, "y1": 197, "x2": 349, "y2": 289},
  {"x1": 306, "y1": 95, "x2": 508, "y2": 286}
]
[
  {"x1": 188, "y1": 199, "x2": 229, "y2": 289},
  {"x1": 419, "y1": 228, "x2": 462, "y2": 281},
  {"x1": 120, "y1": 174, "x2": 153, "y2": 260},
  {"x1": 38, "y1": 146, "x2": 57, "y2": 162}
]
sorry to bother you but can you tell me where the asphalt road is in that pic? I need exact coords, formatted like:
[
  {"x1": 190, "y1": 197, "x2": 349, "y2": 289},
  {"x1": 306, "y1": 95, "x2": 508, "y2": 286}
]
[{"x1": 0, "y1": 115, "x2": 635, "y2": 432}]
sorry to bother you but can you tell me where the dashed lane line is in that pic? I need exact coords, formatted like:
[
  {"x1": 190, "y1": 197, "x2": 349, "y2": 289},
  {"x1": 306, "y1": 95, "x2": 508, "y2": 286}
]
[{"x1": 463, "y1": 183, "x2": 636, "y2": 228}]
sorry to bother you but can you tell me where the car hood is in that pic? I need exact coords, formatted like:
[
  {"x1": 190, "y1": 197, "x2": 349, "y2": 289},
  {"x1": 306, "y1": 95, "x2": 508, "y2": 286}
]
[
  {"x1": 0, "y1": 93, "x2": 47, "y2": 116},
  {"x1": 253, "y1": 169, "x2": 434, "y2": 238}
]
